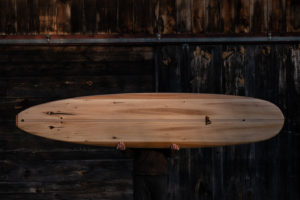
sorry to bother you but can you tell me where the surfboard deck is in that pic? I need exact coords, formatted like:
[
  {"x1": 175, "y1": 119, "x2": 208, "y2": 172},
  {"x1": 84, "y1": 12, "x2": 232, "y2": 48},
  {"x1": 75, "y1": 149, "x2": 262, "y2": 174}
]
[{"x1": 16, "y1": 93, "x2": 284, "y2": 148}]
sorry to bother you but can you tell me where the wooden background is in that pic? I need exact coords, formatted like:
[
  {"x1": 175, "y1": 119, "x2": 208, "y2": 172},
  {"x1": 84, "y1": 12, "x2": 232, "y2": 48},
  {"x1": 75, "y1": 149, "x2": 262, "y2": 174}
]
[
  {"x1": 0, "y1": 0, "x2": 300, "y2": 200},
  {"x1": 0, "y1": 0, "x2": 300, "y2": 35}
]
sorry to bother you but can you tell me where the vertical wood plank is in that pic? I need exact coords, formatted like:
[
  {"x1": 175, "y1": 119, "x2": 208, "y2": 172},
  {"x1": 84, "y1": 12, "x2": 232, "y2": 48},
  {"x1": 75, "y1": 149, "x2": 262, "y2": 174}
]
[
  {"x1": 268, "y1": 0, "x2": 286, "y2": 33},
  {"x1": 277, "y1": 45, "x2": 289, "y2": 200},
  {"x1": 222, "y1": 45, "x2": 245, "y2": 95},
  {"x1": 39, "y1": 0, "x2": 57, "y2": 34},
  {"x1": 291, "y1": 45, "x2": 300, "y2": 96},
  {"x1": 156, "y1": 0, "x2": 176, "y2": 34},
  {"x1": 16, "y1": 0, "x2": 30, "y2": 33},
  {"x1": 286, "y1": 0, "x2": 300, "y2": 32},
  {"x1": 188, "y1": 45, "x2": 223, "y2": 200},
  {"x1": 235, "y1": 0, "x2": 250, "y2": 33},
  {"x1": 189, "y1": 46, "x2": 214, "y2": 93},
  {"x1": 221, "y1": 0, "x2": 235, "y2": 33},
  {"x1": 211, "y1": 147, "x2": 224, "y2": 200},
  {"x1": 192, "y1": 0, "x2": 205, "y2": 33},
  {"x1": 289, "y1": 44, "x2": 300, "y2": 200},
  {"x1": 192, "y1": 148, "x2": 213, "y2": 200},
  {"x1": 118, "y1": 0, "x2": 134, "y2": 33},
  {"x1": 179, "y1": 149, "x2": 193, "y2": 200},
  {"x1": 180, "y1": 44, "x2": 191, "y2": 91},
  {"x1": 168, "y1": 152, "x2": 180, "y2": 200},
  {"x1": 176, "y1": 0, "x2": 192, "y2": 33},
  {"x1": 70, "y1": 0, "x2": 84, "y2": 33},
  {"x1": 221, "y1": 45, "x2": 260, "y2": 200},
  {"x1": 245, "y1": 45, "x2": 256, "y2": 97},
  {"x1": 156, "y1": 45, "x2": 182, "y2": 199},
  {"x1": 83, "y1": 0, "x2": 97, "y2": 33},
  {"x1": 28, "y1": 0, "x2": 40, "y2": 33},
  {"x1": 96, "y1": 0, "x2": 118, "y2": 33},
  {"x1": 133, "y1": 0, "x2": 155, "y2": 34},
  {"x1": 56, "y1": 0, "x2": 71, "y2": 34},
  {"x1": 255, "y1": 46, "x2": 279, "y2": 100},
  {"x1": 157, "y1": 46, "x2": 181, "y2": 91},
  {"x1": 250, "y1": 0, "x2": 268, "y2": 33},
  {"x1": 205, "y1": 0, "x2": 222, "y2": 32},
  {"x1": 0, "y1": 0, "x2": 17, "y2": 34},
  {"x1": 0, "y1": 0, "x2": 6, "y2": 33}
]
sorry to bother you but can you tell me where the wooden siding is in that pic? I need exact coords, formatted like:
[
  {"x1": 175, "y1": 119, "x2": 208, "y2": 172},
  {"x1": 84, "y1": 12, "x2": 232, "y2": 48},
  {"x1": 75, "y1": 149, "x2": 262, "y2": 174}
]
[
  {"x1": 0, "y1": 0, "x2": 300, "y2": 35},
  {"x1": 0, "y1": 44, "x2": 299, "y2": 199}
]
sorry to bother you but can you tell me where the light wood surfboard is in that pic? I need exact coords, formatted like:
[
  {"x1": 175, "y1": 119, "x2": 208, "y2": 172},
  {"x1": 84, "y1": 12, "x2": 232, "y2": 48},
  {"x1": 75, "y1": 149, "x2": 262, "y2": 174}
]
[{"x1": 16, "y1": 93, "x2": 284, "y2": 148}]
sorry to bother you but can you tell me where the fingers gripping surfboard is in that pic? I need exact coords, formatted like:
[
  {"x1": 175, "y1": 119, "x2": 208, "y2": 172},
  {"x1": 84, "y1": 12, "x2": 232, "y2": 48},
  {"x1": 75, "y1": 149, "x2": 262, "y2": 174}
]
[{"x1": 16, "y1": 93, "x2": 284, "y2": 148}]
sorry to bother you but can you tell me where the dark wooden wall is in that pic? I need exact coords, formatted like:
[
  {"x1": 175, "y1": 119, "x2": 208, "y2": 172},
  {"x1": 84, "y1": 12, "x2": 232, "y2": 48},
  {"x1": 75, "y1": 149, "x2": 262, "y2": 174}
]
[
  {"x1": 1, "y1": 44, "x2": 299, "y2": 200},
  {"x1": 0, "y1": 46, "x2": 153, "y2": 200},
  {"x1": 0, "y1": 0, "x2": 300, "y2": 35},
  {"x1": 1, "y1": 0, "x2": 300, "y2": 200}
]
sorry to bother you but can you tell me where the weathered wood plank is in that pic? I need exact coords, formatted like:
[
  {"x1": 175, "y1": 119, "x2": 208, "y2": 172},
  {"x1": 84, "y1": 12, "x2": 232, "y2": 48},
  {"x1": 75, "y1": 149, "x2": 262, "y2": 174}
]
[
  {"x1": 255, "y1": 46, "x2": 280, "y2": 100},
  {"x1": 83, "y1": 0, "x2": 97, "y2": 33},
  {"x1": 118, "y1": 0, "x2": 134, "y2": 33},
  {"x1": 157, "y1": 46, "x2": 182, "y2": 91},
  {"x1": 3, "y1": 75, "x2": 153, "y2": 98},
  {"x1": 0, "y1": 46, "x2": 153, "y2": 63},
  {"x1": 222, "y1": 45, "x2": 245, "y2": 95},
  {"x1": 0, "y1": 0, "x2": 17, "y2": 34},
  {"x1": 190, "y1": 148, "x2": 213, "y2": 200},
  {"x1": 268, "y1": 0, "x2": 286, "y2": 33},
  {"x1": 286, "y1": 0, "x2": 300, "y2": 32},
  {"x1": 133, "y1": 0, "x2": 155, "y2": 34},
  {"x1": 16, "y1": 0, "x2": 30, "y2": 33},
  {"x1": 205, "y1": 0, "x2": 222, "y2": 32},
  {"x1": 0, "y1": 61, "x2": 153, "y2": 77},
  {"x1": 0, "y1": 148, "x2": 125, "y2": 161},
  {"x1": 56, "y1": 0, "x2": 71, "y2": 34},
  {"x1": 96, "y1": 0, "x2": 118, "y2": 33},
  {"x1": 235, "y1": 0, "x2": 250, "y2": 33},
  {"x1": 0, "y1": 159, "x2": 131, "y2": 182},
  {"x1": 220, "y1": 0, "x2": 235, "y2": 33},
  {"x1": 176, "y1": 0, "x2": 192, "y2": 33},
  {"x1": 38, "y1": 0, "x2": 57, "y2": 34},
  {"x1": 286, "y1": 44, "x2": 300, "y2": 200},
  {"x1": 0, "y1": 180, "x2": 132, "y2": 199},
  {"x1": 156, "y1": 0, "x2": 177, "y2": 34},
  {"x1": 0, "y1": 192, "x2": 132, "y2": 200},
  {"x1": 70, "y1": 0, "x2": 84, "y2": 33},
  {"x1": 250, "y1": 0, "x2": 268, "y2": 33},
  {"x1": 189, "y1": 45, "x2": 221, "y2": 93},
  {"x1": 192, "y1": 0, "x2": 205, "y2": 33}
]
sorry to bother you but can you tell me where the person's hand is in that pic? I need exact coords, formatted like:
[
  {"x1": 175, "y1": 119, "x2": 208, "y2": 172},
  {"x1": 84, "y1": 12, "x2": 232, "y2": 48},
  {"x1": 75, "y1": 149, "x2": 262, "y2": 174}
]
[
  {"x1": 116, "y1": 141, "x2": 126, "y2": 151},
  {"x1": 170, "y1": 143, "x2": 180, "y2": 151}
]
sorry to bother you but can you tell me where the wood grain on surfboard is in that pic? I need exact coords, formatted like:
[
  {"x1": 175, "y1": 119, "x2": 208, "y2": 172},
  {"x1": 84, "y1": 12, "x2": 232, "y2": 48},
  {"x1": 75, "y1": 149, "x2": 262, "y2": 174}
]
[{"x1": 16, "y1": 93, "x2": 284, "y2": 148}]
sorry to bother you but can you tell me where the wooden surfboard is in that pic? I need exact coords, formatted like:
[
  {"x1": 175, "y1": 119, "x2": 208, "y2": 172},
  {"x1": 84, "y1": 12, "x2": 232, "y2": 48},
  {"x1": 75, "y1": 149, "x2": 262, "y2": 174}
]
[{"x1": 16, "y1": 93, "x2": 284, "y2": 148}]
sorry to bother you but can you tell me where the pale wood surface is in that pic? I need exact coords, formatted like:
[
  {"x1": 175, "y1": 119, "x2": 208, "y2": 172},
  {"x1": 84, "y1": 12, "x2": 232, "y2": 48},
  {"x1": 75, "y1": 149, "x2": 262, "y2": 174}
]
[{"x1": 16, "y1": 93, "x2": 284, "y2": 148}]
